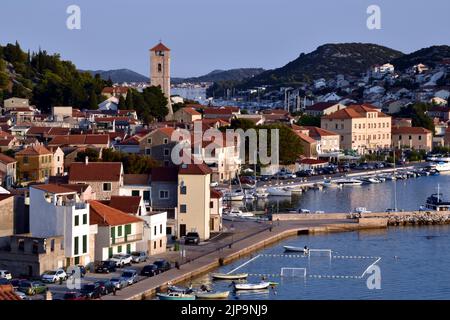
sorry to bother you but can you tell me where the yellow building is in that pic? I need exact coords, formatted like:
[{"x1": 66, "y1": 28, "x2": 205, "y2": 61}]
[
  {"x1": 391, "y1": 127, "x2": 432, "y2": 151},
  {"x1": 15, "y1": 145, "x2": 53, "y2": 183},
  {"x1": 321, "y1": 104, "x2": 392, "y2": 154}
]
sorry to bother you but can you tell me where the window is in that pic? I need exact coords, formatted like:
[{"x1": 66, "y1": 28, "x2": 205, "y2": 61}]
[
  {"x1": 399, "y1": 135, "x2": 402, "y2": 140},
  {"x1": 103, "y1": 183, "x2": 112, "y2": 191},
  {"x1": 180, "y1": 204, "x2": 187, "y2": 213},
  {"x1": 108, "y1": 247, "x2": 113, "y2": 258},
  {"x1": 50, "y1": 239, "x2": 55, "y2": 252},
  {"x1": 160, "y1": 224, "x2": 163, "y2": 234},
  {"x1": 74, "y1": 236, "x2": 79, "y2": 255},
  {"x1": 160, "y1": 239, "x2": 162, "y2": 248},
  {"x1": 132, "y1": 190, "x2": 140, "y2": 197},
  {"x1": 74, "y1": 215, "x2": 79, "y2": 226},
  {"x1": 419, "y1": 135, "x2": 422, "y2": 140},
  {"x1": 145, "y1": 148, "x2": 151, "y2": 155},
  {"x1": 158, "y1": 63, "x2": 162, "y2": 72},
  {"x1": 409, "y1": 135, "x2": 412, "y2": 140},
  {"x1": 143, "y1": 191, "x2": 150, "y2": 201},
  {"x1": 210, "y1": 201, "x2": 214, "y2": 209},
  {"x1": 118, "y1": 226, "x2": 123, "y2": 237},
  {"x1": 154, "y1": 241, "x2": 156, "y2": 249},
  {"x1": 147, "y1": 138, "x2": 152, "y2": 144},
  {"x1": 164, "y1": 148, "x2": 170, "y2": 156},
  {"x1": 83, "y1": 213, "x2": 87, "y2": 225},
  {"x1": 159, "y1": 190, "x2": 169, "y2": 199},
  {"x1": 82, "y1": 235, "x2": 87, "y2": 254},
  {"x1": 23, "y1": 156, "x2": 29, "y2": 164},
  {"x1": 126, "y1": 244, "x2": 131, "y2": 253},
  {"x1": 163, "y1": 138, "x2": 169, "y2": 144},
  {"x1": 118, "y1": 245, "x2": 122, "y2": 253},
  {"x1": 180, "y1": 185, "x2": 187, "y2": 194},
  {"x1": 154, "y1": 225, "x2": 157, "y2": 236}
]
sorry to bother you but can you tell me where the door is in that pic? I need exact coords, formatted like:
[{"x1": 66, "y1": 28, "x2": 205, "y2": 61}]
[{"x1": 179, "y1": 224, "x2": 186, "y2": 237}]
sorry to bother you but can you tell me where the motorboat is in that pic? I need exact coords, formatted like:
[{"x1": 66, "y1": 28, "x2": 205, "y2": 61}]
[
  {"x1": 361, "y1": 176, "x2": 381, "y2": 184},
  {"x1": 354, "y1": 207, "x2": 372, "y2": 214},
  {"x1": 334, "y1": 178, "x2": 364, "y2": 186},
  {"x1": 430, "y1": 157, "x2": 450, "y2": 172},
  {"x1": 167, "y1": 284, "x2": 193, "y2": 294},
  {"x1": 423, "y1": 190, "x2": 450, "y2": 211},
  {"x1": 223, "y1": 190, "x2": 245, "y2": 201},
  {"x1": 195, "y1": 291, "x2": 230, "y2": 299},
  {"x1": 283, "y1": 245, "x2": 308, "y2": 253},
  {"x1": 267, "y1": 187, "x2": 292, "y2": 197},
  {"x1": 211, "y1": 273, "x2": 248, "y2": 280},
  {"x1": 255, "y1": 188, "x2": 269, "y2": 198},
  {"x1": 157, "y1": 292, "x2": 196, "y2": 300},
  {"x1": 234, "y1": 282, "x2": 272, "y2": 291}
]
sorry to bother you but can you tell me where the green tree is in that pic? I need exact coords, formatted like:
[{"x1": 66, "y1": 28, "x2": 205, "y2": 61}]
[
  {"x1": 118, "y1": 96, "x2": 126, "y2": 110},
  {"x1": 75, "y1": 148, "x2": 100, "y2": 162},
  {"x1": 125, "y1": 91, "x2": 133, "y2": 110},
  {"x1": 296, "y1": 114, "x2": 321, "y2": 127}
]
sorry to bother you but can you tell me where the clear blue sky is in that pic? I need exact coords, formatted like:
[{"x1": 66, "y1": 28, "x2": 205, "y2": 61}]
[{"x1": 1, "y1": 0, "x2": 450, "y2": 78}]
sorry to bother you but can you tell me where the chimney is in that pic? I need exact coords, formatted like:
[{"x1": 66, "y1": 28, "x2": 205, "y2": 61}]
[{"x1": 85, "y1": 156, "x2": 89, "y2": 165}]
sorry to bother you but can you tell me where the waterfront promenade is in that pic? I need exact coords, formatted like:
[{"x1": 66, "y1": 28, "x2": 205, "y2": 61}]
[{"x1": 102, "y1": 217, "x2": 377, "y2": 300}]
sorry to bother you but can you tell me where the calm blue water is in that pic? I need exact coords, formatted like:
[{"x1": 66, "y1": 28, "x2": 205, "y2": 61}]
[
  {"x1": 188, "y1": 173, "x2": 450, "y2": 299},
  {"x1": 245, "y1": 173, "x2": 450, "y2": 213}
]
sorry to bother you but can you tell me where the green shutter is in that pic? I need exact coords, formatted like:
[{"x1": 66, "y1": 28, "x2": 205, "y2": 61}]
[
  {"x1": 74, "y1": 236, "x2": 79, "y2": 255},
  {"x1": 82, "y1": 235, "x2": 87, "y2": 254},
  {"x1": 126, "y1": 244, "x2": 131, "y2": 253},
  {"x1": 125, "y1": 224, "x2": 131, "y2": 242},
  {"x1": 82, "y1": 214, "x2": 87, "y2": 225},
  {"x1": 118, "y1": 245, "x2": 122, "y2": 253},
  {"x1": 74, "y1": 216, "x2": 79, "y2": 226},
  {"x1": 118, "y1": 226, "x2": 123, "y2": 237},
  {"x1": 111, "y1": 227, "x2": 115, "y2": 244},
  {"x1": 108, "y1": 247, "x2": 113, "y2": 258}
]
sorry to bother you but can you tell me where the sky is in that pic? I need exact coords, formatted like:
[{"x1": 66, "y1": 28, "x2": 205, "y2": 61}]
[{"x1": 1, "y1": 0, "x2": 450, "y2": 78}]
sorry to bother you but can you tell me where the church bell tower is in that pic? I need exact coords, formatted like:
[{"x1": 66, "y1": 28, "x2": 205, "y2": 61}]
[{"x1": 150, "y1": 42, "x2": 173, "y2": 120}]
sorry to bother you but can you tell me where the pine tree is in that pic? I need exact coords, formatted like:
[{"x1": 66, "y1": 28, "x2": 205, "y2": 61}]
[
  {"x1": 125, "y1": 90, "x2": 133, "y2": 110},
  {"x1": 118, "y1": 96, "x2": 126, "y2": 110}
]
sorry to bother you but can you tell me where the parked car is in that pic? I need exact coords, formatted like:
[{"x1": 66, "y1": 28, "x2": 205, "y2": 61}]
[
  {"x1": 184, "y1": 232, "x2": 200, "y2": 245},
  {"x1": 210, "y1": 181, "x2": 219, "y2": 187},
  {"x1": 131, "y1": 251, "x2": 148, "y2": 263},
  {"x1": 9, "y1": 279, "x2": 24, "y2": 290},
  {"x1": 19, "y1": 281, "x2": 48, "y2": 296},
  {"x1": 140, "y1": 264, "x2": 159, "y2": 277},
  {"x1": 63, "y1": 291, "x2": 87, "y2": 300},
  {"x1": 80, "y1": 283, "x2": 102, "y2": 299},
  {"x1": 109, "y1": 254, "x2": 133, "y2": 267},
  {"x1": 260, "y1": 175, "x2": 271, "y2": 181},
  {"x1": 153, "y1": 259, "x2": 171, "y2": 273},
  {"x1": 0, "y1": 278, "x2": 9, "y2": 285},
  {"x1": 120, "y1": 269, "x2": 138, "y2": 285},
  {"x1": 0, "y1": 270, "x2": 12, "y2": 280},
  {"x1": 95, "y1": 280, "x2": 116, "y2": 295},
  {"x1": 15, "y1": 291, "x2": 29, "y2": 300},
  {"x1": 95, "y1": 260, "x2": 117, "y2": 273},
  {"x1": 110, "y1": 277, "x2": 128, "y2": 290},
  {"x1": 41, "y1": 269, "x2": 67, "y2": 283}
]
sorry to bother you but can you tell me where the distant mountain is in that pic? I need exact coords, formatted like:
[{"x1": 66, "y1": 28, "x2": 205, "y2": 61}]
[
  {"x1": 172, "y1": 68, "x2": 265, "y2": 84},
  {"x1": 239, "y1": 43, "x2": 404, "y2": 88},
  {"x1": 392, "y1": 45, "x2": 450, "y2": 71},
  {"x1": 82, "y1": 68, "x2": 149, "y2": 83}
]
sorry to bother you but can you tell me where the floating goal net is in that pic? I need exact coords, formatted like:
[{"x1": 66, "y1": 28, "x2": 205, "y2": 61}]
[
  {"x1": 308, "y1": 249, "x2": 332, "y2": 259},
  {"x1": 280, "y1": 267, "x2": 307, "y2": 278}
]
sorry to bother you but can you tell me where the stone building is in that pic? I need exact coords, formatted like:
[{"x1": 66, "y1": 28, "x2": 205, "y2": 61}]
[{"x1": 150, "y1": 42, "x2": 173, "y2": 119}]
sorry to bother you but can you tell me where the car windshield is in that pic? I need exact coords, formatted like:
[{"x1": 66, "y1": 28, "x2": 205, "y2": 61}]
[
  {"x1": 131, "y1": 252, "x2": 140, "y2": 256},
  {"x1": 110, "y1": 278, "x2": 119, "y2": 282},
  {"x1": 21, "y1": 281, "x2": 31, "y2": 288},
  {"x1": 186, "y1": 233, "x2": 198, "y2": 237},
  {"x1": 82, "y1": 285, "x2": 95, "y2": 291},
  {"x1": 154, "y1": 260, "x2": 165, "y2": 266},
  {"x1": 144, "y1": 265, "x2": 155, "y2": 270},
  {"x1": 44, "y1": 271, "x2": 56, "y2": 275},
  {"x1": 122, "y1": 272, "x2": 133, "y2": 278}
]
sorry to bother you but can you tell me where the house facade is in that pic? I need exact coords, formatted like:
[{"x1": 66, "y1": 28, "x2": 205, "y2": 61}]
[
  {"x1": 15, "y1": 145, "x2": 54, "y2": 183},
  {"x1": 391, "y1": 127, "x2": 433, "y2": 151}
]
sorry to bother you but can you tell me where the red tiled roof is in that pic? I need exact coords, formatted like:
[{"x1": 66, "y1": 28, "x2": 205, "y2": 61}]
[
  {"x1": 150, "y1": 167, "x2": 178, "y2": 182},
  {"x1": 89, "y1": 200, "x2": 143, "y2": 227},
  {"x1": 16, "y1": 145, "x2": 52, "y2": 156},
  {"x1": 101, "y1": 87, "x2": 129, "y2": 94},
  {"x1": 322, "y1": 104, "x2": 389, "y2": 120},
  {"x1": 0, "y1": 137, "x2": 14, "y2": 146},
  {"x1": 392, "y1": 127, "x2": 432, "y2": 134},
  {"x1": 303, "y1": 126, "x2": 339, "y2": 138},
  {"x1": 0, "y1": 284, "x2": 21, "y2": 300},
  {"x1": 305, "y1": 102, "x2": 337, "y2": 111},
  {"x1": 108, "y1": 196, "x2": 141, "y2": 215},
  {"x1": 0, "y1": 153, "x2": 16, "y2": 164},
  {"x1": 203, "y1": 108, "x2": 234, "y2": 115},
  {"x1": 300, "y1": 158, "x2": 328, "y2": 165},
  {"x1": 210, "y1": 189, "x2": 223, "y2": 199},
  {"x1": 181, "y1": 107, "x2": 201, "y2": 116},
  {"x1": 49, "y1": 134, "x2": 110, "y2": 146},
  {"x1": 150, "y1": 42, "x2": 170, "y2": 52},
  {"x1": 295, "y1": 132, "x2": 316, "y2": 144},
  {"x1": 124, "y1": 174, "x2": 151, "y2": 185},
  {"x1": 31, "y1": 184, "x2": 76, "y2": 194},
  {"x1": 69, "y1": 162, "x2": 122, "y2": 182},
  {"x1": 179, "y1": 163, "x2": 212, "y2": 175}
]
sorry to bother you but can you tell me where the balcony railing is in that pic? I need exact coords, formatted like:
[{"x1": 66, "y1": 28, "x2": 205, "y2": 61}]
[{"x1": 111, "y1": 233, "x2": 143, "y2": 245}]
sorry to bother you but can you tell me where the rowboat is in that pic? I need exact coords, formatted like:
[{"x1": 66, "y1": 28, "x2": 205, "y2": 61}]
[
  {"x1": 167, "y1": 284, "x2": 193, "y2": 294},
  {"x1": 195, "y1": 291, "x2": 230, "y2": 299},
  {"x1": 157, "y1": 292, "x2": 196, "y2": 300},
  {"x1": 211, "y1": 273, "x2": 248, "y2": 280},
  {"x1": 234, "y1": 282, "x2": 271, "y2": 290},
  {"x1": 283, "y1": 245, "x2": 307, "y2": 253}
]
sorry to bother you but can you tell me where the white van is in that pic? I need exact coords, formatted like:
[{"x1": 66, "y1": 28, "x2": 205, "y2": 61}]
[{"x1": 0, "y1": 270, "x2": 12, "y2": 280}]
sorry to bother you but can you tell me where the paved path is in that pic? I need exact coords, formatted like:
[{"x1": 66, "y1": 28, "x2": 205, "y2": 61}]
[{"x1": 102, "y1": 218, "x2": 356, "y2": 300}]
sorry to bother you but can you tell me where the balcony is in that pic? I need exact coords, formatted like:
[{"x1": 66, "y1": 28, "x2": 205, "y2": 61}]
[{"x1": 111, "y1": 233, "x2": 143, "y2": 245}]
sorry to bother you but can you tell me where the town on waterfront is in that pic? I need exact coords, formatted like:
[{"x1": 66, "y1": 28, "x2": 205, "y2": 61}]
[{"x1": 1, "y1": 0, "x2": 450, "y2": 304}]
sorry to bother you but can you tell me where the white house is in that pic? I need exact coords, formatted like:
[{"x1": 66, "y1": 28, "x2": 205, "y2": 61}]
[
  {"x1": 98, "y1": 96, "x2": 119, "y2": 111},
  {"x1": 139, "y1": 211, "x2": 167, "y2": 255},
  {"x1": 29, "y1": 184, "x2": 93, "y2": 266}
]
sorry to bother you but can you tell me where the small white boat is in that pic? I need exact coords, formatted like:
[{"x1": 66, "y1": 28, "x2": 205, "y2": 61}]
[
  {"x1": 223, "y1": 190, "x2": 245, "y2": 201},
  {"x1": 267, "y1": 187, "x2": 292, "y2": 197},
  {"x1": 234, "y1": 282, "x2": 271, "y2": 291},
  {"x1": 195, "y1": 291, "x2": 230, "y2": 299},
  {"x1": 354, "y1": 207, "x2": 371, "y2": 214},
  {"x1": 334, "y1": 178, "x2": 364, "y2": 186},
  {"x1": 283, "y1": 245, "x2": 307, "y2": 253},
  {"x1": 211, "y1": 273, "x2": 248, "y2": 280},
  {"x1": 157, "y1": 292, "x2": 196, "y2": 300},
  {"x1": 255, "y1": 188, "x2": 269, "y2": 198}
]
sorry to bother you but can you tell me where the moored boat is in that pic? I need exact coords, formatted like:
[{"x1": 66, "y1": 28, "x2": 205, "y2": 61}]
[
  {"x1": 211, "y1": 273, "x2": 248, "y2": 280},
  {"x1": 234, "y1": 282, "x2": 271, "y2": 290},
  {"x1": 267, "y1": 187, "x2": 292, "y2": 197},
  {"x1": 283, "y1": 245, "x2": 307, "y2": 253},
  {"x1": 157, "y1": 292, "x2": 196, "y2": 300},
  {"x1": 195, "y1": 291, "x2": 230, "y2": 299}
]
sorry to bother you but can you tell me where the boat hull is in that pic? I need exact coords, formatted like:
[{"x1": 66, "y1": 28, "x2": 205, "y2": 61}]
[
  {"x1": 211, "y1": 273, "x2": 248, "y2": 280},
  {"x1": 157, "y1": 293, "x2": 196, "y2": 300},
  {"x1": 195, "y1": 291, "x2": 230, "y2": 299},
  {"x1": 234, "y1": 282, "x2": 271, "y2": 290}
]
